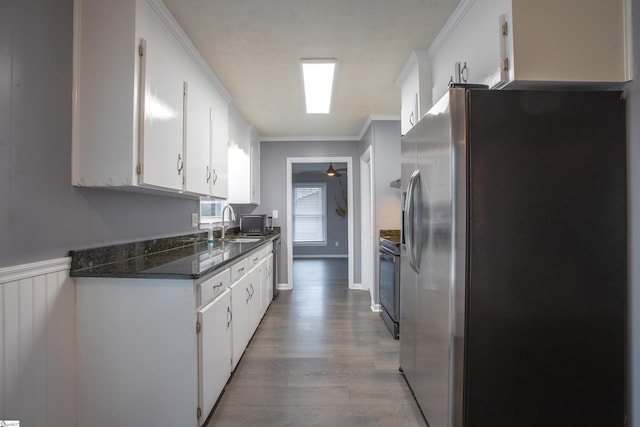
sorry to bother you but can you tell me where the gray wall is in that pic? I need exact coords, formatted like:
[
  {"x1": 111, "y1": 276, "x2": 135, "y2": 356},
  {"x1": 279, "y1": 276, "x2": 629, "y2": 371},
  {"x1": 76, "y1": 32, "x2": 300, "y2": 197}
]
[
  {"x1": 0, "y1": 0, "x2": 201, "y2": 268},
  {"x1": 358, "y1": 120, "x2": 402, "y2": 304},
  {"x1": 361, "y1": 120, "x2": 402, "y2": 232},
  {"x1": 253, "y1": 140, "x2": 361, "y2": 284},
  {"x1": 292, "y1": 170, "x2": 349, "y2": 257}
]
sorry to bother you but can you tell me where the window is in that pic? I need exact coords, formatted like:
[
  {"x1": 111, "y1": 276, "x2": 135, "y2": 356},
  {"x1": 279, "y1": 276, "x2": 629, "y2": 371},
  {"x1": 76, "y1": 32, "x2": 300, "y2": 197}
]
[
  {"x1": 292, "y1": 183, "x2": 327, "y2": 245},
  {"x1": 199, "y1": 198, "x2": 225, "y2": 229}
]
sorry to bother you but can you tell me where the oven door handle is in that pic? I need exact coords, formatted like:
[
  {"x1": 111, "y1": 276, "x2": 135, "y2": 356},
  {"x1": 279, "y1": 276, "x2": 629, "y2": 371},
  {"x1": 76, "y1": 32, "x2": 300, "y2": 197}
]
[{"x1": 379, "y1": 250, "x2": 398, "y2": 262}]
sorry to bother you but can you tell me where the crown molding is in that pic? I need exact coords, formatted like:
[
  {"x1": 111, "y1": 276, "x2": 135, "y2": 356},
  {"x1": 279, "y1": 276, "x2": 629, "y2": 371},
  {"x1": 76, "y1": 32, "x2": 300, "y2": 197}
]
[
  {"x1": 146, "y1": 0, "x2": 233, "y2": 103},
  {"x1": 260, "y1": 115, "x2": 399, "y2": 142},
  {"x1": 428, "y1": 0, "x2": 477, "y2": 57}
]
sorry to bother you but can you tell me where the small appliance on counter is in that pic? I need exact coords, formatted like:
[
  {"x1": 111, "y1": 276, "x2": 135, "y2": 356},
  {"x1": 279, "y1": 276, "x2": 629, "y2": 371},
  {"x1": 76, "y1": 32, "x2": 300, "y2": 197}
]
[{"x1": 239, "y1": 214, "x2": 267, "y2": 235}]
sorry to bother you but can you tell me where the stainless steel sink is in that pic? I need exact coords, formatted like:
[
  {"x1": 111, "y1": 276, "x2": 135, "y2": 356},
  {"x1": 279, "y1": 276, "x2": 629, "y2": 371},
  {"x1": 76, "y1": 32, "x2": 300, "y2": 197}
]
[{"x1": 223, "y1": 237, "x2": 262, "y2": 243}]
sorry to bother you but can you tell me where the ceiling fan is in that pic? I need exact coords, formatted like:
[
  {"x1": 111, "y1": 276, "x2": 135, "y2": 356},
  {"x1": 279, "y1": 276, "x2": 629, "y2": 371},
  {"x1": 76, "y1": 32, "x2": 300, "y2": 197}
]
[
  {"x1": 294, "y1": 162, "x2": 348, "y2": 177},
  {"x1": 325, "y1": 163, "x2": 346, "y2": 177}
]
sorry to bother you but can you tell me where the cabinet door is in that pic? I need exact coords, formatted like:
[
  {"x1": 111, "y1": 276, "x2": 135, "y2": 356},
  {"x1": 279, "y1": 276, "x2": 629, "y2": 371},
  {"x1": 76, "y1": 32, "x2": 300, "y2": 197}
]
[
  {"x1": 184, "y1": 76, "x2": 212, "y2": 196},
  {"x1": 197, "y1": 289, "x2": 231, "y2": 425},
  {"x1": 250, "y1": 136, "x2": 260, "y2": 204},
  {"x1": 260, "y1": 253, "x2": 274, "y2": 317},
  {"x1": 247, "y1": 265, "x2": 262, "y2": 332},
  {"x1": 230, "y1": 278, "x2": 251, "y2": 370},
  {"x1": 210, "y1": 96, "x2": 229, "y2": 199},
  {"x1": 138, "y1": 8, "x2": 188, "y2": 191}
]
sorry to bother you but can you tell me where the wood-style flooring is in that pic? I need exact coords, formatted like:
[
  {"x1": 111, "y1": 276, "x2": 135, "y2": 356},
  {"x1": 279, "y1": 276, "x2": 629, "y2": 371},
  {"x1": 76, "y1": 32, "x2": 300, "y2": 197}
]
[{"x1": 206, "y1": 258, "x2": 428, "y2": 427}]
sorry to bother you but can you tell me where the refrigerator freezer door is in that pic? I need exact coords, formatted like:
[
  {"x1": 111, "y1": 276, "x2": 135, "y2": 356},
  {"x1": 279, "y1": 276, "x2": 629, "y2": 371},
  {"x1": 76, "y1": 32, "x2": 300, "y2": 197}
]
[
  {"x1": 413, "y1": 91, "x2": 457, "y2": 427},
  {"x1": 399, "y1": 120, "x2": 419, "y2": 388}
]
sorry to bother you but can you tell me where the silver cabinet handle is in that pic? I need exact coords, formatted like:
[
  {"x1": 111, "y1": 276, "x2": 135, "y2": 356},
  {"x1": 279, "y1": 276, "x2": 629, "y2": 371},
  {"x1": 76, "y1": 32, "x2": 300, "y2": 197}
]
[
  {"x1": 226, "y1": 306, "x2": 232, "y2": 327},
  {"x1": 212, "y1": 169, "x2": 218, "y2": 185},
  {"x1": 245, "y1": 287, "x2": 250, "y2": 303},
  {"x1": 212, "y1": 282, "x2": 223, "y2": 289},
  {"x1": 206, "y1": 166, "x2": 212, "y2": 183},
  {"x1": 459, "y1": 62, "x2": 468, "y2": 83},
  {"x1": 177, "y1": 153, "x2": 184, "y2": 175},
  {"x1": 249, "y1": 284, "x2": 254, "y2": 297}
]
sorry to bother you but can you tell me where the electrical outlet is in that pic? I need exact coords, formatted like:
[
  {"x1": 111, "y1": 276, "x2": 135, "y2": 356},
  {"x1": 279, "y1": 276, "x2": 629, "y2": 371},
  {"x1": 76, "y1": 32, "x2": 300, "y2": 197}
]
[
  {"x1": 335, "y1": 241, "x2": 339, "y2": 247},
  {"x1": 191, "y1": 213, "x2": 199, "y2": 228},
  {"x1": 272, "y1": 210, "x2": 278, "y2": 219}
]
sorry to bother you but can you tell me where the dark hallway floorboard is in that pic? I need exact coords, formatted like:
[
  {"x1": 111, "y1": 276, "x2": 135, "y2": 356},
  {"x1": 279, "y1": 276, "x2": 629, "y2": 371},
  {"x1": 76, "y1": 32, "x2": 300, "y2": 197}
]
[{"x1": 206, "y1": 258, "x2": 427, "y2": 427}]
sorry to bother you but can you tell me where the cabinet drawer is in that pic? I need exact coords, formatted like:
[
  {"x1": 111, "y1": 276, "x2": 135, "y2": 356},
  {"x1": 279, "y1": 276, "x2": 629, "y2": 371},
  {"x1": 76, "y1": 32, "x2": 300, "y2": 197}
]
[
  {"x1": 260, "y1": 244, "x2": 272, "y2": 259},
  {"x1": 230, "y1": 257, "x2": 249, "y2": 283},
  {"x1": 199, "y1": 268, "x2": 230, "y2": 306},
  {"x1": 248, "y1": 251, "x2": 262, "y2": 268}
]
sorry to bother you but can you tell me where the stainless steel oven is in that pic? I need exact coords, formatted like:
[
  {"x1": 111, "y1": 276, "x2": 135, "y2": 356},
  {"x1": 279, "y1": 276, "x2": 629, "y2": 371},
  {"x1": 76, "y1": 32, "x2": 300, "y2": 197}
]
[{"x1": 379, "y1": 236, "x2": 400, "y2": 339}]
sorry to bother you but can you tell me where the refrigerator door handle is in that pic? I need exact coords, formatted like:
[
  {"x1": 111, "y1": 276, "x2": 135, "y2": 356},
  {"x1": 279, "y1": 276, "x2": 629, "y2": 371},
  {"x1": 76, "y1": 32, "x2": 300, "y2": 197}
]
[
  {"x1": 405, "y1": 170, "x2": 415, "y2": 271},
  {"x1": 406, "y1": 170, "x2": 422, "y2": 273}
]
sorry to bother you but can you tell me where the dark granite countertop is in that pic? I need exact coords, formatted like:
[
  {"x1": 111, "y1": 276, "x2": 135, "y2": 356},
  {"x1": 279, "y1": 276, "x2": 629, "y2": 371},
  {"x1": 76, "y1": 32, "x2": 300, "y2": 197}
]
[{"x1": 70, "y1": 229, "x2": 280, "y2": 280}]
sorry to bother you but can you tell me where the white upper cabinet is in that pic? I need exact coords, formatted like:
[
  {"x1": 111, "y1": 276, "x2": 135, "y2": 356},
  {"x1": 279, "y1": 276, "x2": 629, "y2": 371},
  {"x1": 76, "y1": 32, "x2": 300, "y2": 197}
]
[
  {"x1": 209, "y1": 101, "x2": 229, "y2": 199},
  {"x1": 504, "y1": 0, "x2": 630, "y2": 85},
  {"x1": 227, "y1": 107, "x2": 260, "y2": 205},
  {"x1": 249, "y1": 129, "x2": 261, "y2": 204},
  {"x1": 73, "y1": 0, "x2": 231, "y2": 197},
  {"x1": 396, "y1": 50, "x2": 432, "y2": 135},
  {"x1": 425, "y1": 0, "x2": 631, "y2": 106},
  {"x1": 184, "y1": 65, "x2": 229, "y2": 198},
  {"x1": 138, "y1": 3, "x2": 190, "y2": 191}
]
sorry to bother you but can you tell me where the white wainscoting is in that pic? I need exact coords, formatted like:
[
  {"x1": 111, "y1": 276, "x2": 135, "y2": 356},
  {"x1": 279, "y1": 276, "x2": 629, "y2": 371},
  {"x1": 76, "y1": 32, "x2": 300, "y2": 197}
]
[{"x1": 0, "y1": 258, "x2": 75, "y2": 427}]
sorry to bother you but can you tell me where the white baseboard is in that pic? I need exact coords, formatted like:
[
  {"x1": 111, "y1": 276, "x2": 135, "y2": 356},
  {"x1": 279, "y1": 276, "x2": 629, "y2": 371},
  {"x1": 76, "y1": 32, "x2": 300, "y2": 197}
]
[
  {"x1": 370, "y1": 303, "x2": 382, "y2": 313},
  {"x1": 276, "y1": 283, "x2": 291, "y2": 290}
]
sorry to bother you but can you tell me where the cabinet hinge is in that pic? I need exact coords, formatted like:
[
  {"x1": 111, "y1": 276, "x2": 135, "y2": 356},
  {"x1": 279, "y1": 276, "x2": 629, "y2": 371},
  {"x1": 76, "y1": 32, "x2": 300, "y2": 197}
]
[
  {"x1": 197, "y1": 406, "x2": 202, "y2": 419},
  {"x1": 196, "y1": 321, "x2": 201, "y2": 334},
  {"x1": 501, "y1": 21, "x2": 508, "y2": 36},
  {"x1": 138, "y1": 43, "x2": 144, "y2": 57},
  {"x1": 136, "y1": 163, "x2": 141, "y2": 175},
  {"x1": 502, "y1": 57, "x2": 510, "y2": 72}
]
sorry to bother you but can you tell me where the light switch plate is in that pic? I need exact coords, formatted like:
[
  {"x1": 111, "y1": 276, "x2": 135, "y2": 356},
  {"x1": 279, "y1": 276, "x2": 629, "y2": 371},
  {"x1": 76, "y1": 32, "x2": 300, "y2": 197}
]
[
  {"x1": 191, "y1": 213, "x2": 199, "y2": 228},
  {"x1": 272, "y1": 210, "x2": 278, "y2": 219}
]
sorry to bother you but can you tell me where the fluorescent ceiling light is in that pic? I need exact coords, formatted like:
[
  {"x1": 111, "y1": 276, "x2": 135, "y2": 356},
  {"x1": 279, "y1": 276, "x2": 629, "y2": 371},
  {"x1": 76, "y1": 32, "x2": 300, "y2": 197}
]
[{"x1": 301, "y1": 59, "x2": 336, "y2": 114}]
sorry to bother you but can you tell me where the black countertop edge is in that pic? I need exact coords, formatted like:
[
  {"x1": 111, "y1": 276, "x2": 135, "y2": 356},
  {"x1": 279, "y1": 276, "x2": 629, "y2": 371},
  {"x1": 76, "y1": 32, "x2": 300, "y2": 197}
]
[{"x1": 70, "y1": 228, "x2": 281, "y2": 280}]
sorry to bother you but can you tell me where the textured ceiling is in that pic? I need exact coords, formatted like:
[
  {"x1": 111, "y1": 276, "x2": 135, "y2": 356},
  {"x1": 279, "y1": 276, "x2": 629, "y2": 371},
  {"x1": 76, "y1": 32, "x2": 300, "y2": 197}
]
[{"x1": 162, "y1": 0, "x2": 460, "y2": 139}]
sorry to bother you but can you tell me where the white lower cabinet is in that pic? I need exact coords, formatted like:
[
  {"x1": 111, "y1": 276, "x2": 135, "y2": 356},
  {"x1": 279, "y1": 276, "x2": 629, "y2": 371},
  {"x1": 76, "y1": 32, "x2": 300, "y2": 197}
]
[
  {"x1": 230, "y1": 264, "x2": 261, "y2": 370},
  {"x1": 197, "y1": 289, "x2": 231, "y2": 425},
  {"x1": 75, "y1": 241, "x2": 275, "y2": 427},
  {"x1": 76, "y1": 277, "x2": 200, "y2": 427},
  {"x1": 260, "y1": 253, "x2": 274, "y2": 317}
]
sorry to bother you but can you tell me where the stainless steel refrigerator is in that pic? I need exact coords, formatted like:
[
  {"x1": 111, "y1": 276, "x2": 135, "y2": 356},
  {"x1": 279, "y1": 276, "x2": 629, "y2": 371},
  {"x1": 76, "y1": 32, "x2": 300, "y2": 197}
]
[{"x1": 400, "y1": 86, "x2": 627, "y2": 427}]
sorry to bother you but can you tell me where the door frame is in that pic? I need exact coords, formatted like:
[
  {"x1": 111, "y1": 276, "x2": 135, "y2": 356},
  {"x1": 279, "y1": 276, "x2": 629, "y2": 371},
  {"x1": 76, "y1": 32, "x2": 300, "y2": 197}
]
[
  {"x1": 286, "y1": 157, "x2": 354, "y2": 289},
  {"x1": 360, "y1": 147, "x2": 378, "y2": 309}
]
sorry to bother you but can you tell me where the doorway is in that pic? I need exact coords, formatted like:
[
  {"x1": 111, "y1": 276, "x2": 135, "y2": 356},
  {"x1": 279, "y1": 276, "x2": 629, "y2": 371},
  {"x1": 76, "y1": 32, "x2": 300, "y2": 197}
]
[{"x1": 286, "y1": 157, "x2": 354, "y2": 290}]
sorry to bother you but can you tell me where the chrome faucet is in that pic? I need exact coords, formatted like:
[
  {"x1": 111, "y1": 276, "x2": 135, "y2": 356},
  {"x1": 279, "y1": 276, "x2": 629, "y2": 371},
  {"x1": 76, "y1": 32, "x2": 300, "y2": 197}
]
[{"x1": 221, "y1": 204, "x2": 236, "y2": 240}]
